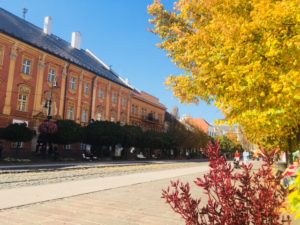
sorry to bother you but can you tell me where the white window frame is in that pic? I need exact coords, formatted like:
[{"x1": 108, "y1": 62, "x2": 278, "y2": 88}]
[
  {"x1": 48, "y1": 68, "x2": 56, "y2": 83},
  {"x1": 131, "y1": 105, "x2": 138, "y2": 115},
  {"x1": 112, "y1": 92, "x2": 118, "y2": 104},
  {"x1": 82, "y1": 108, "x2": 88, "y2": 122},
  {"x1": 17, "y1": 93, "x2": 28, "y2": 112},
  {"x1": 67, "y1": 105, "x2": 75, "y2": 120},
  {"x1": 84, "y1": 83, "x2": 90, "y2": 95},
  {"x1": 141, "y1": 108, "x2": 147, "y2": 118},
  {"x1": 70, "y1": 77, "x2": 77, "y2": 90},
  {"x1": 121, "y1": 97, "x2": 127, "y2": 107},
  {"x1": 22, "y1": 59, "x2": 31, "y2": 75},
  {"x1": 98, "y1": 88, "x2": 105, "y2": 99}
]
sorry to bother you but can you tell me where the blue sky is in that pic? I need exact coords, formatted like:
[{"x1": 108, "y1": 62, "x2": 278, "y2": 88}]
[{"x1": 1, "y1": 0, "x2": 224, "y2": 124}]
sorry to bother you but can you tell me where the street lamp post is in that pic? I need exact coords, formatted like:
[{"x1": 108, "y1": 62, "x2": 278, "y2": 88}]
[
  {"x1": 46, "y1": 99, "x2": 52, "y2": 120},
  {"x1": 45, "y1": 78, "x2": 57, "y2": 120}
]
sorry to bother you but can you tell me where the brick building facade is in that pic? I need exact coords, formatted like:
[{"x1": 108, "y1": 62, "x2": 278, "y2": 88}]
[{"x1": 0, "y1": 8, "x2": 166, "y2": 154}]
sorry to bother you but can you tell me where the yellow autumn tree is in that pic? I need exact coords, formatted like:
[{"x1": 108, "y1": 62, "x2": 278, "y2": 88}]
[{"x1": 148, "y1": 0, "x2": 300, "y2": 148}]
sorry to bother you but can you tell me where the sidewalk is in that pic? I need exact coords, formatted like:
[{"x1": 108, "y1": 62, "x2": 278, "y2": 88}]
[{"x1": 0, "y1": 165, "x2": 209, "y2": 210}]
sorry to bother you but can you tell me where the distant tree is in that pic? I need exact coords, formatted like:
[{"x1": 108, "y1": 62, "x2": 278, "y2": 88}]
[
  {"x1": 183, "y1": 121, "x2": 210, "y2": 150},
  {"x1": 216, "y1": 135, "x2": 238, "y2": 157},
  {"x1": 122, "y1": 125, "x2": 143, "y2": 159},
  {"x1": 165, "y1": 117, "x2": 210, "y2": 159},
  {"x1": 142, "y1": 130, "x2": 165, "y2": 158},
  {"x1": 3, "y1": 123, "x2": 33, "y2": 149},
  {"x1": 52, "y1": 120, "x2": 83, "y2": 145},
  {"x1": 85, "y1": 121, "x2": 123, "y2": 158}
]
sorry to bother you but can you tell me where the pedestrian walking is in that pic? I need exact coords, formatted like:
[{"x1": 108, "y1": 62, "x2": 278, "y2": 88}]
[{"x1": 243, "y1": 150, "x2": 249, "y2": 164}]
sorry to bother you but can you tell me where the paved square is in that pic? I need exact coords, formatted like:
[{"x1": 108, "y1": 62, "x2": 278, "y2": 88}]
[{"x1": 0, "y1": 173, "x2": 200, "y2": 225}]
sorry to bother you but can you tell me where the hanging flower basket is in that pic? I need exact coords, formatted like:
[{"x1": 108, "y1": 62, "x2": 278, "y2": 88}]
[{"x1": 38, "y1": 120, "x2": 58, "y2": 134}]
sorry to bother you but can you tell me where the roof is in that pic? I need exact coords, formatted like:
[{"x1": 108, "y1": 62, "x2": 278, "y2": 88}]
[{"x1": 0, "y1": 8, "x2": 131, "y2": 89}]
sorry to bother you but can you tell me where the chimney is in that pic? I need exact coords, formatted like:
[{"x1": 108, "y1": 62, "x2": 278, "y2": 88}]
[
  {"x1": 43, "y1": 16, "x2": 52, "y2": 35},
  {"x1": 71, "y1": 32, "x2": 81, "y2": 49}
]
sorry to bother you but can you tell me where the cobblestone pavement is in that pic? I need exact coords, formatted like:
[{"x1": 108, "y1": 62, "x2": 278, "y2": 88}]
[{"x1": 0, "y1": 162, "x2": 204, "y2": 189}]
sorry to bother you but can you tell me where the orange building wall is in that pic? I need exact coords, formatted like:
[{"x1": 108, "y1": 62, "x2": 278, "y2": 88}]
[
  {"x1": 0, "y1": 32, "x2": 166, "y2": 143},
  {"x1": 185, "y1": 118, "x2": 210, "y2": 134},
  {"x1": 130, "y1": 92, "x2": 165, "y2": 132}
]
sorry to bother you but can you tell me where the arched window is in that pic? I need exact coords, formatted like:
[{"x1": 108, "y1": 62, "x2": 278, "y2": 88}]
[{"x1": 17, "y1": 85, "x2": 30, "y2": 112}]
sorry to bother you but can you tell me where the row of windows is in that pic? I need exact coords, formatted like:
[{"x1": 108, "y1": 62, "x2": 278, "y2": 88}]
[
  {"x1": 68, "y1": 77, "x2": 91, "y2": 95},
  {"x1": 21, "y1": 58, "x2": 56, "y2": 84},
  {"x1": 68, "y1": 77, "x2": 128, "y2": 107},
  {"x1": 66, "y1": 105, "x2": 89, "y2": 123},
  {"x1": 1, "y1": 48, "x2": 157, "y2": 126},
  {"x1": 16, "y1": 88, "x2": 128, "y2": 118},
  {"x1": 19, "y1": 58, "x2": 128, "y2": 106},
  {"x1": 66, "y1": 105, "x2": 127, "y2": 124}
]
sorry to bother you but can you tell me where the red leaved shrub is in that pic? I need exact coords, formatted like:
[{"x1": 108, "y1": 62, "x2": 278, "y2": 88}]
[
  {"x1": 38, "y1": 120, "x2": 58, "y2": 134},
  {"x1": 162, "y1": 142, "x2": 286, "y2": 225}
]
